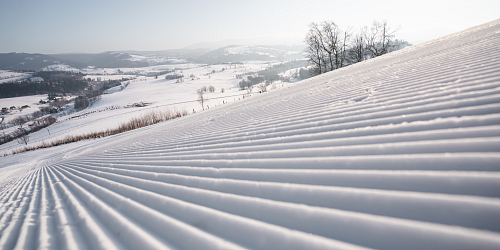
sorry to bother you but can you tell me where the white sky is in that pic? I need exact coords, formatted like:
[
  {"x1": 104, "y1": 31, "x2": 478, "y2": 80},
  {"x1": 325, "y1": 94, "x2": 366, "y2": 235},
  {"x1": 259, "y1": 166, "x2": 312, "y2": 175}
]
[{"x1": 0, "y1": 0, "x2": 498, "y2": 53}]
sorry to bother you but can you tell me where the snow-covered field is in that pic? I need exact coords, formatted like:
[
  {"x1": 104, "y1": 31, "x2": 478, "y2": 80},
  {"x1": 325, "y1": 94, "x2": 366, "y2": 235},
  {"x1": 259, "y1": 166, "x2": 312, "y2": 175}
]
[
  {"x1": 127, "y1": 54, "x2": 186, "y2": 64},
  {"x1": 41, "y1": 64, "x2": 81, "y2": 73},
  {"x1": 0, "y1": 95, "x2": 48, "y2": 127},
  {"x1": 225, "y1": 45, "x2": 299, "y2": 56},
  {"x1": 0, "y1": 61, "x2": 286, "y2": 155},
  {"x1": 84, "y1": 74, "x2": 137, "y2": 81},
  {"x1": 1, "y1": 19, "x2": 500, "y2": 249},
  {"x1": 0, "y1": 95, "x2": 46, "y2": 110},
  {"x1": 0, "y1": 71, "x2": 31, "y2": 84},
  {"x1": 81, "y1": 64, "x2": 195, "y2": 75}
]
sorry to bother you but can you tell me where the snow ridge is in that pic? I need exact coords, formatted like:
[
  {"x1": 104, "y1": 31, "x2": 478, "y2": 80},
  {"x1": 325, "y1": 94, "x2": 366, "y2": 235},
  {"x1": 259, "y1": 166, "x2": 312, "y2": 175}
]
[{"x1": 1, "y1": 19, "x2": 500, "y2": 249}]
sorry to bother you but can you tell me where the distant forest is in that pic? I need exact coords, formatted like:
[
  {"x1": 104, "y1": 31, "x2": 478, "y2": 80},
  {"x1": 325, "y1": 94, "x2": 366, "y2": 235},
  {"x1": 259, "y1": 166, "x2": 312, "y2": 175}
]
[
  {"x1": 0, "y1": 71, "x2": 120, "y2": 98},
  {"x1": 0, "y1": 52, "x2": 149, "y2": 71},
  {"x1": 0, "y1": 49, "x2": 211, "y2": 71}
]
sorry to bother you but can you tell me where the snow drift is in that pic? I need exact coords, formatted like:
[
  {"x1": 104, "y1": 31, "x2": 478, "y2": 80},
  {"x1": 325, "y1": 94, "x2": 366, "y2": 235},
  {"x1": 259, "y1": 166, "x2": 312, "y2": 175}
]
[{"x1": 1, "y1": 19, "x2": 500, "y2": 250}]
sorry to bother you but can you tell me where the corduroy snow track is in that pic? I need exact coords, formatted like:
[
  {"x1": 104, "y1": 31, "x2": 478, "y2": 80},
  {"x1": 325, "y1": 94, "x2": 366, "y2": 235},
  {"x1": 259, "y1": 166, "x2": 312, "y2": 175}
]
[{"x1": 1, "y1": 19, "x2": 500, "y2": 250}]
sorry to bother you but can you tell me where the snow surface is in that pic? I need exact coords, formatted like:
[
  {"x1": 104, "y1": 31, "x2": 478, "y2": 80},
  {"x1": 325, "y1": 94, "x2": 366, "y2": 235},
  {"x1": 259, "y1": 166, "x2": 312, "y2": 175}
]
[
  {"x1": 126, "y1": 54, "x2": 186, "y2": 64},
  {"x1": 85, "y1": 74, "x2": 137, "y2": 81},
  {"x1": 41, "y1": 64, "x2": 81, "y2": 73},
  {"x1": 0, "y1": 71, "x2": 31, "y2": 84},
  {"x1": 1, "y1": 19, "x2": 500, "y2": 249},
  {"x1": 0, "y1": 95, "x2": 46, "y2": 111},
  {"x1": 80, "y1": 64, "x2": 194, "y2": 75}
]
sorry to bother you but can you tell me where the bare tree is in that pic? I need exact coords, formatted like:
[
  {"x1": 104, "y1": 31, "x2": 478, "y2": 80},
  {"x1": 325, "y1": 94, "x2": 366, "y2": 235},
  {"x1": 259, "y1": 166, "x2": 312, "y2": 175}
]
[
  {"x1": 364, "y1": 21, "x2": 398, "y2": 58},
  {"x1": 339, "y1": 28, "x2": 352, "y2": 68},
  {"x1": 348, "y1": 32, "x2": 367, "y2": 63},
  {"x1": 197, "y1": 89, "x2": 206, "y2": 110},
  {"x1": 304, "y1": 23, "x2": 325, "y2": 75},
  {"x1": 320, "y1": 21, "x2": 339, "y2": 71},
  {"x1": 258, "y1": 83, "x2": 267, "y2": 93},
  {"x1": 246, "y1": 85, "x2": 254, "y2": 94},
  {"x1": 17, "y1": 128, "x2": 29, "y2": 145},
  {"x1": 305, "y1": 20, "x2": 403, "y2": 76},
  {"x1": 305, "y1": 21, "x2": 352, "y2": 74}
]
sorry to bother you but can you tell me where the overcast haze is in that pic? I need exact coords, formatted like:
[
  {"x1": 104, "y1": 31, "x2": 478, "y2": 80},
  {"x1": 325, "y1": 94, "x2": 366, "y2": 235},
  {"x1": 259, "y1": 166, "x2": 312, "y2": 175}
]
[{"x1": 0, "y1": 0, "x2": 498, "y2": 54}]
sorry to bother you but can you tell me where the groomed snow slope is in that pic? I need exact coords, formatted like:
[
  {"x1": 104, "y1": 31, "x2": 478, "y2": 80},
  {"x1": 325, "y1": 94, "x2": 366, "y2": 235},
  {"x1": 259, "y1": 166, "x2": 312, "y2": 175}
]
[{"x1": 2, "y1": 19, "x2": 500, "y2": 250}]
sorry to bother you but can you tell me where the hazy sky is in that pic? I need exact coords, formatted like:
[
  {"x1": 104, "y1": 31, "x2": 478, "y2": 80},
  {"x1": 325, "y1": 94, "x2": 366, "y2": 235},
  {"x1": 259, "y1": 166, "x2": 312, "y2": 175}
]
[{"x1": 0, "y1": 0, "x2": 498, "y2": 54}]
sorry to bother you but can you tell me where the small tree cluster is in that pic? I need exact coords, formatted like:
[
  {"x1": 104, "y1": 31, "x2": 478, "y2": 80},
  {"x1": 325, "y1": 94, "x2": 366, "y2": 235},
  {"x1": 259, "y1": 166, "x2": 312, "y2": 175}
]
[
  {"x1": 208, "y1": 85, "x2": 215, "y2": 93},
  {"x1": 166, "y1": 74, "x2": 184, "y2": 80},
  {"x1": 39, "y1": 106, "x2": 51, "y2": 115},
  {"x1": 305, "y1": 20, "x2": 408, "y2": 76},
  {"x1": 239, "y1": 76, "x2": 265, "y2": 90},
  {"x1": 13, "y1": 116, "x2": 28, "y2": 128},
  {"x1": 291, "y1": 68, "x2": 311, "y2": 80},
  {"x1": 120, "y1": 81, "x2": 130, "y2": 91},
  {"x1": 17, "y1": 128, "x2": 29, "y2": 145},
  {"x1": 32, "y1": 111, "x2": 43, "y2": 119},
  {"x1": 74, "y1": 95, "x2": 90, "y2": 110}
]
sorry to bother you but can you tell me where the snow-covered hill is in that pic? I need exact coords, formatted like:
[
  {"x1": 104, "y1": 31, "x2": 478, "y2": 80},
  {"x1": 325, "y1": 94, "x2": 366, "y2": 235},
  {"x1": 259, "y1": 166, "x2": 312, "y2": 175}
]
[
  {"x1": 195, "y1": 45, "x2": 304, "y2": 63},
  {"x1": 1, "y1": 19, "x2": 500, "y2": 249},
  {"x1": 0, "y1": 71, "x2": 31, "y2": 84}
]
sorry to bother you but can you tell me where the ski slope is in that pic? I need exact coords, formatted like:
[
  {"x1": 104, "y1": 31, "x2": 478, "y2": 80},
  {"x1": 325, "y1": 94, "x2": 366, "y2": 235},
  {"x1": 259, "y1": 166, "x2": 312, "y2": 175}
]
[{"x1": 1, "y1": 19, "x2": 500, "y2": 249}]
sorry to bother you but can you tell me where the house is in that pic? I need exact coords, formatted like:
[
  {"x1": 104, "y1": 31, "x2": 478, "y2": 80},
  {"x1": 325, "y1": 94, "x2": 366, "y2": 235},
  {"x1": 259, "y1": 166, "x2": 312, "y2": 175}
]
[
  {"x1": 10, "y1": 106, "x2": 16, "y2": 110},
  {"x1": 1, "y1": 107, "x2": 9, "y2": 114},
  {"x1": 21, "y1": 105, "x2": 30, "y2": 109}
]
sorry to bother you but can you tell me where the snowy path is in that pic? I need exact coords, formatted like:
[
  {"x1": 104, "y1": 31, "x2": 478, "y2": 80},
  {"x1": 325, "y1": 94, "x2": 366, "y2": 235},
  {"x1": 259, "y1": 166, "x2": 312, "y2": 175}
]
[{"x1": 1, "y1": 19, "x2": 500, "y2": 249}]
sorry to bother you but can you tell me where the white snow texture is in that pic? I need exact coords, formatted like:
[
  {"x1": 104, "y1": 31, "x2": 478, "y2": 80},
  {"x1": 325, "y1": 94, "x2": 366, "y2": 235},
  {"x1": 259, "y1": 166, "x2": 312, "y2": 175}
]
[{"x1": 1, "y1": 19, "x2": 500, "y2": 250}]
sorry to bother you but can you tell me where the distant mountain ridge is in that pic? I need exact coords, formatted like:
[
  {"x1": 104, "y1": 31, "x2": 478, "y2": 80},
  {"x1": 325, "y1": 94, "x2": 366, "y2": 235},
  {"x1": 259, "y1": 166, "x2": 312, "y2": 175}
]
[
  {"x1": 0, "y1": 52, "x2": 151, "y2": 71},
  {"x1": 0, "y1": 44, "x2": 306, "y2": 70},
  {"x1": 0, "y1": 53, "x2": 62, "y2": 71},
  {"x1": 194, "y1": 44, "x2": 305, "y2": 64},
  {"x1": 183, "y1": 37, "x2": 304, "y2": 50}
]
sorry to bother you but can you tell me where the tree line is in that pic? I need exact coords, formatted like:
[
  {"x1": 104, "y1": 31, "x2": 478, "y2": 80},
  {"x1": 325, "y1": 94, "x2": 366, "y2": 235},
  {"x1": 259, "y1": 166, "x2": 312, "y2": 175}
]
[
  {"x1": 0, "y1": 71, "x2": 89, "y2": 98},
  {"x1": 0, "y1": 79, "x2": 88, "y2": 98},
  {"x1": 0, "y1": 71, "x2": 123, "y2": 99},
  {"x1": 305, "y1": 20, "x2": 410, "y2": 76}
]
